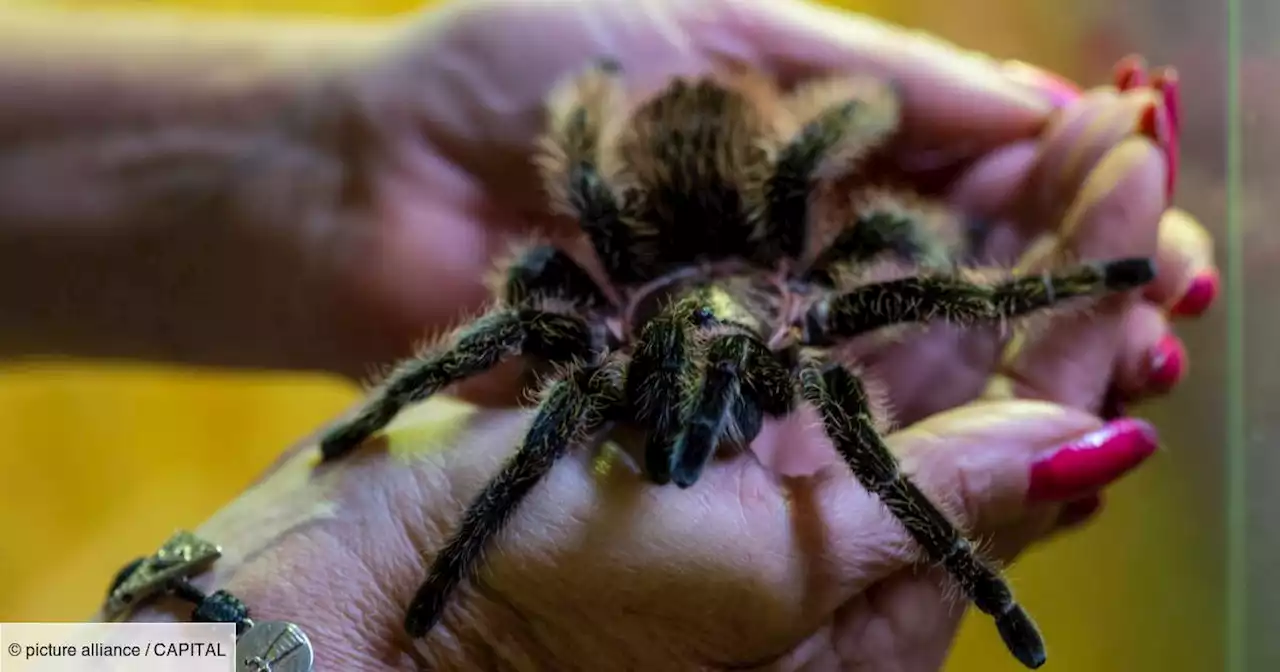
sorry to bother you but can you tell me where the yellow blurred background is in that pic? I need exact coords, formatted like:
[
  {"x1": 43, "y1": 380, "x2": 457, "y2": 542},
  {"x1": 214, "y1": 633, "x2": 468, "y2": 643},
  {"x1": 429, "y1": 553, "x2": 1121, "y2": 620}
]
[{"x1": 0, "y1": 1, "x2": 1225, "y2": 671}]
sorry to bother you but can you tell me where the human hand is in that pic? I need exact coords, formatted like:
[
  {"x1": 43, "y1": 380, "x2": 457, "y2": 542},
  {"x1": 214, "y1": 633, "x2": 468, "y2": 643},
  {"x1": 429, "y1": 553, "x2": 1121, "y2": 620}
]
[
  {"x1": 300, "y1": 0, "x2": 1052, "y2": 382},
  {"x1": 113, "y1": 59, "x2": 1197, "y2": 670},
  {"x1": 302, "y1": 0, "x2": 1214, "y2": 427},
  {"x1": 119, "y1": 398, "x2": 1153, "y2": 671}
]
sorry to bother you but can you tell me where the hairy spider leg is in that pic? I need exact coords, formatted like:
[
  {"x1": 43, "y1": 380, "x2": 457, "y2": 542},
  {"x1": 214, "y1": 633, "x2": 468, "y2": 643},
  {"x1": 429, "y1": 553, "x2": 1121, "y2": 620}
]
[
  {"x1": 666, "y1": 324, "x2": 793, "y2": 488},
  {"x1": 798, "y1": 358, "x2": 1046, "y2": 669},
  {"x1": 803, "y1": 208, "x2": 957, "y2": 287},
  {"x1": 318, "y1": 245, "x2": 607, "y2": 461},
  {"x1": 403, "y1": 354, "x2": 628, "y2": 638},
  {"x1": 759, "y1": 79, "x2": 902, "y2": 263},
  {"x1": 803, "y1": 257, "x2": 1157, "y2": 345},
  {"x1": 539, "y1": 60, "x2": 655, "y2": 284},
  {"x1": 626, "y1": 296, "x2": 718, "y2": 485}
]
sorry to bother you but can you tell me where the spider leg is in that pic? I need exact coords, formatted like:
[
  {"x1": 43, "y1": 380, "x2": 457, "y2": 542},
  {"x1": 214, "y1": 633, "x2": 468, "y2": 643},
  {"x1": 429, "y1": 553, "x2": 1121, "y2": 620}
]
[
  {"x1": 403, "y1": 354, "x2": 628, "y2": 638},
  {"x1": 502, "y1": 243, "x2": 611, "y2": 311},
  {"x1": 803, "y1": 257, "x2": 1156, "y2": 345},
  {"x1": 803, "y1": 206, "x2": 956, "y2": 287},
  {"x1": 626, "y1": 297, "x2": 715, "y2": 484},
  {"x1": 798, "y1": 357, "x2": 1045, "y2": 669},
  {"x1": 761, "y1": 77, "x2": 902, "y2": 260},
  {"x1": 538, "y1": 59, "x2": 651, "y2": 283},
  {"x1": 320, "y1": 245, "x2": 607, "y2": 461},
  {"x1": 667, "y1": 325, "x2": 795, "y2": 488}
]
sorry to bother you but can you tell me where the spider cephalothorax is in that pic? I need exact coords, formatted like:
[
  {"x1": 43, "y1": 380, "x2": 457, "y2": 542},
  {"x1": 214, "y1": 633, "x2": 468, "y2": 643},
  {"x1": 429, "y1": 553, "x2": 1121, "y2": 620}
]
[{"x1": 318, "y1": 60, "x2": 1155, "y2": 669}]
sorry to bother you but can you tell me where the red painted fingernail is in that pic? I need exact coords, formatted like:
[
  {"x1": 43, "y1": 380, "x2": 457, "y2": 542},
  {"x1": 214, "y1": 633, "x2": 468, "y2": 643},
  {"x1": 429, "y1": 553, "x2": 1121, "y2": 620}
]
[
  {"x1": 1114, "y1": 54, "x2": 1148, "y2": 90},
  {"x1": 1137, "y1": 100, "x2": 1169, "y2": 145},
  {"x1": 1153, "y1": 68, "x2": 1182, "y2": 199},
  {"x1": 1172, "y1": 269, "x2": 1220, "y2": 317},
  {"x1": 1056, "y1": 493, "x2": 1105, "y2": 529},
  {"x1": 1153, "y1": 67, "x2": 1181, "y2": 132},
  {"x1": 1004, "y1": 60, "x2": 1081, "y2": 107},
  {"x1": 1137, "y1": 99, "x2": 1177, "y2": 198},
  {"x1": 1026, "y1": 418, "x2": 1159, "y2": 503},
  {"x1": 1146, "y1": 334, "x2": 1187, "y2": 392}
]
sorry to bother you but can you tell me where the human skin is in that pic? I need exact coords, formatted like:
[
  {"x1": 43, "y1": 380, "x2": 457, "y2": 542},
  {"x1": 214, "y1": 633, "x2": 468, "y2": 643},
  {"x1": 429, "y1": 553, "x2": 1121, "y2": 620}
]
[
  {"x1": 100, "y1": 85, "x2": 1183, "y2": 671},
  {"x1": 0, "y1": 0, "x2": 1213, "y2": 395},
  {"x1": 0, "y1": 0, "x2": 1213, "y2": 669}
]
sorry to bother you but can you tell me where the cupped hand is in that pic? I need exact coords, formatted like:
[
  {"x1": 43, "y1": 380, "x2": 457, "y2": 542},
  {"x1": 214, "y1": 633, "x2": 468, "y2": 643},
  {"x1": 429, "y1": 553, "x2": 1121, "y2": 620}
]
[
  {"x1": 115, "y1": 52, "x2": 1198, "y2": 671},
  {"x1": 315, "y1": 0, "x2": 1215, "y2": 429}
]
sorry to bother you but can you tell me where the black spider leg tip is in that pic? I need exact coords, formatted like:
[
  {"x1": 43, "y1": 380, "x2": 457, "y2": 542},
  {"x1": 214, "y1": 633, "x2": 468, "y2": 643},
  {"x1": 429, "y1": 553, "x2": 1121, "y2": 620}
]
[
  {"x1": 403, "y1": 356, "x2": 626, "y2": 638},
  {"x1": 627, "y1": 301, "x2": 716, "y2": 485},
  {"x1": 798, "y1": 360, "x2": 1045, "y2": 669},
  {"x1": 997, "y1": 604, "x2": 1048, "y2": 669},
  {"x1": 1101, "y1": 256, "x2": 1157, "y2": 289},
  {"x1": 667, "y1": 326, "x2": 794, "y2": 488},
  {"x1": 803, "y1": 256, "x2": 1160, "y2": 346}
]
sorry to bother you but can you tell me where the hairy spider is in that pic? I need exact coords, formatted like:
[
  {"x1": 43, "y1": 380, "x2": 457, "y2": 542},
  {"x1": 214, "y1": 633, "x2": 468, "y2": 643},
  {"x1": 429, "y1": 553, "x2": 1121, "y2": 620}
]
[{"x1": 318, "y1": 60, "x2": 1155, "y2": 669}]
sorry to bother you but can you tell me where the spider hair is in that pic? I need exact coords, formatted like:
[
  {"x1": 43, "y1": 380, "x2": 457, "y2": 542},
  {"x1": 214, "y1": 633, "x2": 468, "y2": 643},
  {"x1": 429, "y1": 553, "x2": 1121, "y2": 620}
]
[{"x1": 318, "y1": 59, "x2": 1157, "y2": 669}]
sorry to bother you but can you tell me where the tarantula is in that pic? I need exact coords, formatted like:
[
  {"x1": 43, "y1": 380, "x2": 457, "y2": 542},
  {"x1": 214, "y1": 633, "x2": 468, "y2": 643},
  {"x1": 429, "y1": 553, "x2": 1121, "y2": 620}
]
[{"x1": 318, "y1": 59, "x2": 1155, "y2": 669}]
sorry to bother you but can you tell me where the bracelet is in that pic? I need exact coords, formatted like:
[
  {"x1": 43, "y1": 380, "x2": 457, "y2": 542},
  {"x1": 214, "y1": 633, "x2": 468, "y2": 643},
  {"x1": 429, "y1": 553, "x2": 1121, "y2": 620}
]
[{"x1": 102, "y1": 530, "x2": 315, "y2": 672}]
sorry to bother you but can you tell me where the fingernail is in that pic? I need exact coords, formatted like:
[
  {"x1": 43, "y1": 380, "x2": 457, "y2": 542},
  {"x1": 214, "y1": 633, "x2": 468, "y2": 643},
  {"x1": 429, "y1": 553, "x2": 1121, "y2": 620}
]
[
  {"x1": 1172, "y1": 269, "x2": 1220, "y2": 317},
  {"x1": 1153, "y1": 67, "x2": 1181, "y2": 132},
  {"x1": 1153, "y1": 68, "x2": 1182, "y2": 199},
  {"x1": 1114, "y1": 54, "x2": 1148, "y2": 90},
  {"x1": 1137, "y1": 99, "x2": 1169, "y2": 146},
  {"x1": 1004, "y1": 60, "x2": 1081, "y2": 107},
  {"x1": 1056, "y1": 493, "x2": 1104, "y2": 529},
  {"x1": 1136, "y1": 99, "x2": 1179, "y2": 198},
  {"x1": 1146, "y1": 334, "x2": 1187, "y2": 392},
  {"x1": 1027, "y1": 418, "x2": 1159, "y2": 503}
]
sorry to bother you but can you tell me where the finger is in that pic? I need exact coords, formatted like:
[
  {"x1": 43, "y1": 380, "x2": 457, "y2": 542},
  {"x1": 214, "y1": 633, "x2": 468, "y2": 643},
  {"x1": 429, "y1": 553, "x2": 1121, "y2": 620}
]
[
  {"x1": 1001, "y1": 136, "x2": 1167, "y2": 410},
  {"x1": 1112, "y1": 302, "x2": 1186, "y2": 400},
  {"x1": 707, "y1": 0, "x2": 1054, "y2": 148},
  {"x1": 1002, "y1": 60, "x2": 1083, "y2": 107},
  {"x1": 945, "y1": 140, "x2": 1038, "y2": 265},
  {"x1": 1033, "y1": 89, "x2": 1162, "y2": 229},
  {"x1": 807, "y1": 401, "x2": 1157, "y2": 587},
  {"x1": 948, "y1": 140, "x2": 1038, "y2": 220},
  {"x1": 1049, "y1": 492, "x2": 1104, "y2": 534},
  {"x1": 1145, "y1": 207, "x2": 1219, "y2": 315},
  {"x1": 1008, "y1": 88, "x2": 1159, "y2": 244},
  {"x1": 947, "y1": 89, "x2": 1157, "y2": 263}
]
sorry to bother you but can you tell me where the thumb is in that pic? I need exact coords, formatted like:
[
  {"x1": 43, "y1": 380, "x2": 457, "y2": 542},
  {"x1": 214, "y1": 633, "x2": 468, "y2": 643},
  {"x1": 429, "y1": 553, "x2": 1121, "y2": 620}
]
[{"x1": 808, "y1": 400, "x2": 1157, "y2": 588}]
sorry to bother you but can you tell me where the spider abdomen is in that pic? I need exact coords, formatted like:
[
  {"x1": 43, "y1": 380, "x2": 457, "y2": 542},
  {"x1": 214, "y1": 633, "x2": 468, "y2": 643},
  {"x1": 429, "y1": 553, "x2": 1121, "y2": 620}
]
[{"x1": 617, "y1": 78, "x2": 777, "y2": 274}]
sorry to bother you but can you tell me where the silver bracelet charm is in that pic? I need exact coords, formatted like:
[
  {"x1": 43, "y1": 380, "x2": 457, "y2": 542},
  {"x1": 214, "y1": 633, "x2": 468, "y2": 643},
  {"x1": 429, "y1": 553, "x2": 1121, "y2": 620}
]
[{"x1": 102, "y1": 530, "x2": 315, "y2": 672}]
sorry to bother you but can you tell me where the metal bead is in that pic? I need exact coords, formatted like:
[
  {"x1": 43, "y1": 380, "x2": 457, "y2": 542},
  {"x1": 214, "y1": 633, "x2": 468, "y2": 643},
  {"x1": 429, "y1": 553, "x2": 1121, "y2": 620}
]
[
  {"x1": 236, "y1": 620, "x2": 314, "y2": 672},
  {"x1": 103, "y1": 530, "x2": 222, "y2": 621}
]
